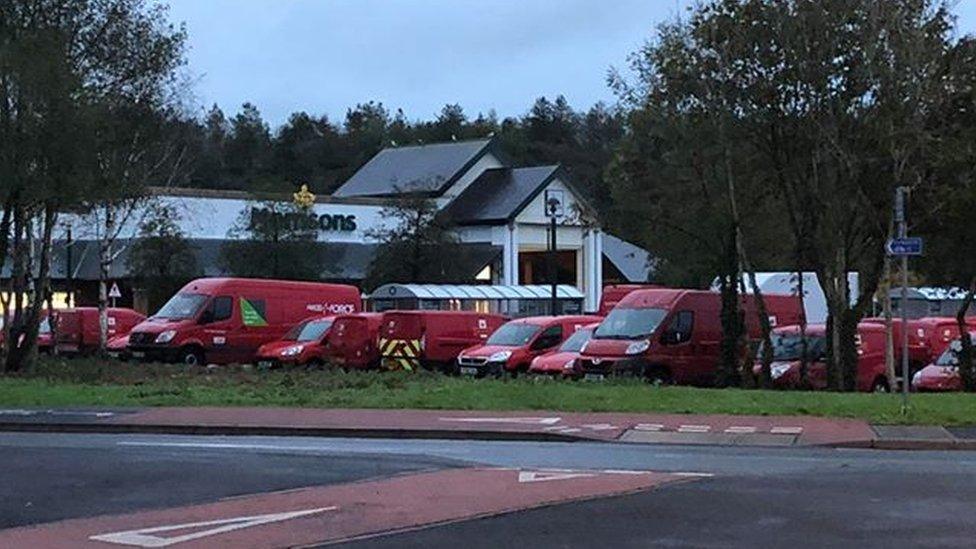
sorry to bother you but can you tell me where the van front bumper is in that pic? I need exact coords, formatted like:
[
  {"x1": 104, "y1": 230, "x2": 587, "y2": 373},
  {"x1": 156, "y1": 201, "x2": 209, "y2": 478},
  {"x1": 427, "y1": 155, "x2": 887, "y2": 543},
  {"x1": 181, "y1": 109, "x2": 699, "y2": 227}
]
[
  {"x1": 577, "y1": 356, "x2": 648, "y2": 377},
  {"x1": 127, "y1": 345, "x2": 181, "y2": 363}
]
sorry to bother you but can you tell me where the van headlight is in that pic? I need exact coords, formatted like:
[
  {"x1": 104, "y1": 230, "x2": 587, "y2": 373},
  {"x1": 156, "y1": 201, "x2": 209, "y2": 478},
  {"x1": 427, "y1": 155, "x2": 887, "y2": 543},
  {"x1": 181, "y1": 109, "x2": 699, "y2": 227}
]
[
  {"x1": 625, "y1": 340, "x2": 650, "y2": 355},
  {"x1": 282, "y1": 345, "x2": 305, "y2": 357},
  {"x1": 488, "y1": 350, "x2": 512, "y2": 362},
  {"x1": 771, "y1": 363, "x2": 792, "y2": 379},
  {"x1": 155, "y1": 330, "x2": 176, "y2": 344},
  {"x1": 563, "y1": 359, "x2": 576, "y2": 370}
]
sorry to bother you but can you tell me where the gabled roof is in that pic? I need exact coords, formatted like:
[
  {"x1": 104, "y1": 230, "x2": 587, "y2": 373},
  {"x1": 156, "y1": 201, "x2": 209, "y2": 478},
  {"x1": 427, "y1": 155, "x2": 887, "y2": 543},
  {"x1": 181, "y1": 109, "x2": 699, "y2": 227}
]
[
  {"x1": 333, "y1": 138, "x2": 500, "y2": 198},
  {"x1": 442, "y1": 165, "x2": 562, "y2": 225}
]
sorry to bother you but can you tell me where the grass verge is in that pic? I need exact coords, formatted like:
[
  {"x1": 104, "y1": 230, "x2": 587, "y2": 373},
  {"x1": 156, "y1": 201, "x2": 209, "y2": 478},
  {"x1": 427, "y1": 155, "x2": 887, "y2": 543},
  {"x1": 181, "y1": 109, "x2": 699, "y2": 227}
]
[{"x1": 0, "y1": 356, "x2": 973, "y2": 425}]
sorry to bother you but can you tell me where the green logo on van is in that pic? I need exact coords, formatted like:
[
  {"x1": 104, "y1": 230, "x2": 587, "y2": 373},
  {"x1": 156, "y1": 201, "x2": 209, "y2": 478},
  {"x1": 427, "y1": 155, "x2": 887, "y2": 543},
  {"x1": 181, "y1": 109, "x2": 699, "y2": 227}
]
[{"x1": 240, "y1": 298, "x2": 268, "y2": 327}]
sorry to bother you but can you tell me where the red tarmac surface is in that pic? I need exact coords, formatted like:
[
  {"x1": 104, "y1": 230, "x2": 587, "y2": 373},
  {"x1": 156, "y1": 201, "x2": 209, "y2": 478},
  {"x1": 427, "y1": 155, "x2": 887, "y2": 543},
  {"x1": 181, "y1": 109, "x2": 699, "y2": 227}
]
[
  {"x1": 0, "y1": 466, "x2": 696, "y2": 548},
  {"x1": 105, "y1": 407, "x2": 877, "y2": 447}
]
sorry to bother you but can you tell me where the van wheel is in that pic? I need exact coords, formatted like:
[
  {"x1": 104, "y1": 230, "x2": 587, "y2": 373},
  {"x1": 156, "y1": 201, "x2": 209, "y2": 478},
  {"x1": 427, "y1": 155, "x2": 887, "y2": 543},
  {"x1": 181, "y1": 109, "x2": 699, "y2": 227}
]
[
  {"x1": 180, "y1": 347, "x2": 205, "y2": 367},
  {"x1": 871, "y1": 377, "x2": 890, "y2": 393},
  {"x1": 645, "y1": 366, "x2": 672, "y2": 386}
]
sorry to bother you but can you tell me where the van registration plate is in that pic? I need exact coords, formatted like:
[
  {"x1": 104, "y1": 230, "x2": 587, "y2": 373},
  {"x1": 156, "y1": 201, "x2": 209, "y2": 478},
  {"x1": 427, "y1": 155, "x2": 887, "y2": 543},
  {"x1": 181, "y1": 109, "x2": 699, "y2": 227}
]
[
  {"x1": 459, "y1": 367, "x2": 479, "y2": 376},
  {"x1": 131, "y1": 351, "x2": 145, "y2": 359},
  {"x1": 257, "y1": 360, "x2": 273, "y2": 369},
  {"x1": 584, "y1": 373, "x2": 605, "y2": 381}
]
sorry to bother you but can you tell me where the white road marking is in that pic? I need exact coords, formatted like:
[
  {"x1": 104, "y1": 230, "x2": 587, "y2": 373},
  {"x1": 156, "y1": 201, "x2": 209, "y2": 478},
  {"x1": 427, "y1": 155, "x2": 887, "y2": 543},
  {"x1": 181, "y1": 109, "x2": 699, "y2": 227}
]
[
  {"x1": 770, "y1": 426, "x2": 804, "y2": 434},
  {"x1": 633, "y1": 423, "x2": 664, "y2": 431},
  {"x1": 0, "y1": 409, "x2": 114, "y2": 418},
  {"x1": 724, "y1": 426, "x2": 758, "y2": 434},
  {"x1": 89, "y1": 507, "x2": 337, "y2": 547},
  {"x1": 672, "y1": 472, "x2": 715, "y2": 478},
  {"x1": 438, "y1": 417, "x2": 562, "y2": 425},
  {"x1": 518, "y1": 470, "x2": 596, "y2": 483},
  {"x1": 677, "y1": 425, "x2": 711, "y2": 433},
  {"x1": 581, "y1": 423, "x2": 617, "y2": 431}
]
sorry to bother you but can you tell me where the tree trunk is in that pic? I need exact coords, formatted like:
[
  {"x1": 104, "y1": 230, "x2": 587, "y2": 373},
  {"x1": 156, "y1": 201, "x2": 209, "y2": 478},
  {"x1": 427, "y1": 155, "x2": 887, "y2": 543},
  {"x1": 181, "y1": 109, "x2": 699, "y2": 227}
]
[
  {"x1": 796, "y1": 269, "x2": 810, "y2": 388},
  {"x1": 747, "y1": 271, "x2": 775, "y2": 389},
  {"x1": 956, "y1": 277, "x2": 976, "y2": 391},
  {"x1": 820, "y1": 254, "x2": 858, "y2": 391},
  {"x1": 98, "y1": 205, "x2": 114, "y2": 354},
  {"x1": 880, "y1": 216, "x2": 897, "y2": 390},
  {"x1": 717, "y1": 231, "x2": 742, "y2": 388},
  {"x1": 5, "y1": 204, "x2": 56, "y2": 372}
]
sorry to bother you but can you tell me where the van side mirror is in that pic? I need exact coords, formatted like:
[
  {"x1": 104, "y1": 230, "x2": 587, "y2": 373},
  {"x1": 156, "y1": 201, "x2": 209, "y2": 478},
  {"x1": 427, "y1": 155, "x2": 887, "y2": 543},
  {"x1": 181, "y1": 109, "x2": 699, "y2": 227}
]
[{"x1": 660, "y1": 329, "x2": 685, "y2": 345}]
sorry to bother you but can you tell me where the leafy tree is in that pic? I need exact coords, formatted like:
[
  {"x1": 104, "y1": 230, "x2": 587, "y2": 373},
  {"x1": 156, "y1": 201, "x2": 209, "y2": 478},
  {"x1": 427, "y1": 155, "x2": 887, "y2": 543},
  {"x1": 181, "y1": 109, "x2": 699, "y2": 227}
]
[
  {"x1": 612, "y1": 0, "x2": 961, "y2": 390},
  {"x1": 0, "y1": 0, "x2": 186, "y2": 370},
  {"x1": 364, "y1": 193, "x2": 469, "y2": 290},
  {"x1": 218, "y1": 193, "x2": 327, "y2": 281},
  {"x1": 127, "y1": 202, "x2": 200, "y2": 313},
  {"x1": 224, "y1": 102, "x2": 272, "y2": 186}
]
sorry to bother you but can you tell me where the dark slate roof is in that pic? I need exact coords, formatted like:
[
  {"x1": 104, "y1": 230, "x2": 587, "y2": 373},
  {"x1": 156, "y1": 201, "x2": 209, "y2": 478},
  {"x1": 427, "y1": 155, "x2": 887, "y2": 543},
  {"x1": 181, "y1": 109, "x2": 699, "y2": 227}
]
[
  {"x1": 443, "y1": 166, "x2": 561, "y2": 225},
  {"x1": 333, "y1": 138, "x2": 499, "y2": 198},
  {"x1": 12, "y1": 239, "x2": 499, "y2": 283}
]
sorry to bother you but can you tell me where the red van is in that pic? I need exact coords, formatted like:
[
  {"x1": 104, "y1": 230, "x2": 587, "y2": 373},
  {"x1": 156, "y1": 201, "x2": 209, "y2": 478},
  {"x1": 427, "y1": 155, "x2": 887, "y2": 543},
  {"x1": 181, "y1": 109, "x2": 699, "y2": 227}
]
[
  {"x1": 127, "y1": 278, "x2": 361, "y2": 365},
  {"x1": 912, "y1": 332, "x2": 975, "y2": 392},
  {"x1": 322, "y1": 312, "x2": 385, "y2": 370},
  {"x1": 577, "y1": 289, "x2": 804, "y2": 385},
  {"x1": 529, "y1": 322, "x2": 601, "y2": 378},
  {"x1": 457, "y1": 315, "x2": 604, "y2": 377},
  {"x1": 254, "y1": 315, "x2": 336, "y2": 368},
  {"x1": 755, "y1": 322, "x2": 891, "y2": 392},
  {"x1": 599, "y1": 285, "x2": 661, "y2": 316},
  {"x1": 1, "y1": 311, "x2": 55, "y2": 354},
  {"x1": 55, "y1": 307, "x2": 145, "y2": 355},
  {"x1": 863, "y1": 316, "x2": 976, "y2": 369},
  {"x1": 378, "y1": 311, "x2": 507, "y2": 371}
]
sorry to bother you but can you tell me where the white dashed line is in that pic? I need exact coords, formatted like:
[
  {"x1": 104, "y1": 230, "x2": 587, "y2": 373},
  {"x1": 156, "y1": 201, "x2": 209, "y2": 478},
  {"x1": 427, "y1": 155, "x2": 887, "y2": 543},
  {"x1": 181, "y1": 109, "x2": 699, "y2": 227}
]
[
  {"x1": 724, "y1": 426, "x2": 758, "y2": 434},
  {"x1": 581, "y1": 423, "x2": 617, "y2": 431},
  {"x1": 677, "y1": 425, "x2": 711, "y2": 433},
  {"x1": 770, "y1": 426, "x2": 804, "y2": 434},
  {"x1": 633, "y1": 423, "x2": 665, "y2": 431}
]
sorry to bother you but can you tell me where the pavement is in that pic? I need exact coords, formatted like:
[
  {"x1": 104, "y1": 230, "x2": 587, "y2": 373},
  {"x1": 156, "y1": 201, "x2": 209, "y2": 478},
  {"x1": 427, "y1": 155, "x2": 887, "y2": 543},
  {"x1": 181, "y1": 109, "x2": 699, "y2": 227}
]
[
  {"x1": 2, "y1": 433, "x2": 976, "y2": 547},
  {"x1": 1, "y1": 405, "x2": 973, "y2": 449}
]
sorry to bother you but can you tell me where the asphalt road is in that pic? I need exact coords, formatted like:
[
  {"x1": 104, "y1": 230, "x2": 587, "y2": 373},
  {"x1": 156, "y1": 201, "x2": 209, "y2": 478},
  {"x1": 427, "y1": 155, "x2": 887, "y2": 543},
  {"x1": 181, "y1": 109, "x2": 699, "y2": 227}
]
[{"x1": 2, "y1": 433, "x2": 976, "y2": 547}]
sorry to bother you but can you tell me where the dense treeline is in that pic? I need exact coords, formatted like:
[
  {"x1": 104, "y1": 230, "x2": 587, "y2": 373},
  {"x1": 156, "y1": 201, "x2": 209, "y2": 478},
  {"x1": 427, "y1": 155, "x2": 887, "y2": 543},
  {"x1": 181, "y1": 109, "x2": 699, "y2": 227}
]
[
  {"x1": 179, "y1": 97, "x2": 625, "y2": 215},
  {"x1": 608, "y1": 0, "x2": 976, "y2": 390}
]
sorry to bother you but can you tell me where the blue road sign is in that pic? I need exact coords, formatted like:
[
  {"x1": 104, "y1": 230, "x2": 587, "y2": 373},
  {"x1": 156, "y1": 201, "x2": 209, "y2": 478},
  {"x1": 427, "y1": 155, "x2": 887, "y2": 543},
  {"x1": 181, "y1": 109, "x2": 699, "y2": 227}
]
[{"x1": 886, "y1": 237, "x2": 923, "y2": 256}]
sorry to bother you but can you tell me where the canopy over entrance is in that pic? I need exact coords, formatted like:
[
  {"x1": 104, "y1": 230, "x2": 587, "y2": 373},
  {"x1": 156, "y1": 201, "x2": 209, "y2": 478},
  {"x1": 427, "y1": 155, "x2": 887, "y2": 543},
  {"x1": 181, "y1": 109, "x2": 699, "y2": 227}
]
[{"x1": 368, "y1": 284, "x2": 584, "y2": 317}]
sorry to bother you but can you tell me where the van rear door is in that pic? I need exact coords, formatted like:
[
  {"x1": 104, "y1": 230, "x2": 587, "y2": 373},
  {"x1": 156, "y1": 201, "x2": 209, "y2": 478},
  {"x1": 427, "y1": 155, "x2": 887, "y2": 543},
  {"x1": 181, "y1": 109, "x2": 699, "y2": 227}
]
[{"x1": 379, "y1": 313, "x2": 423, "y2": 370}]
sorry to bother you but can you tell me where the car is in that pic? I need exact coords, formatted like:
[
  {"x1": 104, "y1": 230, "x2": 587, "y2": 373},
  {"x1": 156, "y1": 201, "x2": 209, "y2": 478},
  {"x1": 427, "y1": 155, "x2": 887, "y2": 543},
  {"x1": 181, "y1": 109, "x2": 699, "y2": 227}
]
[
  {"x1": 255, "y1": 315, "x2": 336, "y2": 368},
  {"x1": 106, "y1": 333, "x2": 132, "y2": 360},
  {"x1": 578, "y1": 288, "x2": 804, "y2": 384},
  {"x1": 528, "y1": 322, "x2": 600, "y2": 378},
  {"x1": 862, "y1": 316, "x2": 976, "y2": 371},
  {"x1": 322, "y1": 312, "x2": 385, "y2": 370},
  {"x1": 754, "y1": 322, "x2": 891, "y2": 392},
  {"x1": 378, "y1": 310, "x2": 507, "y2": 372},
  {"x1": 127, "y1": 277, "x2": 361, "y2": 365},
  {"x1": 911, "y1": 332, "x2": 976, "y2": 392},
  {"x1": 457, "y1": 315, "x2": 603, "y2": 377}
]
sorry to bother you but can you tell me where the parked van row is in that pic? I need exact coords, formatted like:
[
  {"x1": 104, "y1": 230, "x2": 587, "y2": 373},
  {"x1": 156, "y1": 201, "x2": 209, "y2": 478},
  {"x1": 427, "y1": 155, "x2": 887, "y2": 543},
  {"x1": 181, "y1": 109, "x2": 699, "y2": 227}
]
[{"x1": 17, "y1": 277, "x2": 974, "y2": 394}]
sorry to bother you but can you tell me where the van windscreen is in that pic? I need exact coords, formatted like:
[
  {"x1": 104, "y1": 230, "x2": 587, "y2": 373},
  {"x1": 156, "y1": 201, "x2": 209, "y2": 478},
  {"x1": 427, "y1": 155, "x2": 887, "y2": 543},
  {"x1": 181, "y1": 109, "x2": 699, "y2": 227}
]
[
  {"x1": 487, "y1": 323, "x2": 541, "y2": 346},
  {"x1": 765, "y1": 334, "x2": 826, "y2": 361},
  {"x1": 286, "y1": 318, "x2": 334, "y2": 342},
  {"x1": 559, "y1": 328, "x2": 594, "y2": 352},
  {"x1": 594, "y1": 308, "x2": 667, "y2": 340},
  {"x1": 153, "y1": 293, "x2": 208, "y2": 320}
]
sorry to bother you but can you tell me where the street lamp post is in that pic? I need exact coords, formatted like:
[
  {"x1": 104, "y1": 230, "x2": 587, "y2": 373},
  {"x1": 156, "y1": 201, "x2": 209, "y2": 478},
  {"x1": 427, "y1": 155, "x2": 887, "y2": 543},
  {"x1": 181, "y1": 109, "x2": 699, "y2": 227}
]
[{"x1": 546, "y1": 197, "x2": 561, "y2": 316}]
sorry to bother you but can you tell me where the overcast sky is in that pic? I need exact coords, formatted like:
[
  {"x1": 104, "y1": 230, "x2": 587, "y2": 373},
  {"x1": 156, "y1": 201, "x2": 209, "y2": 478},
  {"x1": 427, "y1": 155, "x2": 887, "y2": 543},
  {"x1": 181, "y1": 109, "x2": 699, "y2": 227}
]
[{"x1": 165, "y1": 0, "x2": 976, "y2": 128}]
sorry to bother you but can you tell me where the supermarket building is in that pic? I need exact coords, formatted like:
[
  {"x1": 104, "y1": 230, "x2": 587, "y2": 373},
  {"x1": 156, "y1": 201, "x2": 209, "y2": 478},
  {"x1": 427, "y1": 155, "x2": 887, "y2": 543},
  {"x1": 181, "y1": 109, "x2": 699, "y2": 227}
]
[{"x1": 40, "y1": 138, "x2": 653, "y2": 313}]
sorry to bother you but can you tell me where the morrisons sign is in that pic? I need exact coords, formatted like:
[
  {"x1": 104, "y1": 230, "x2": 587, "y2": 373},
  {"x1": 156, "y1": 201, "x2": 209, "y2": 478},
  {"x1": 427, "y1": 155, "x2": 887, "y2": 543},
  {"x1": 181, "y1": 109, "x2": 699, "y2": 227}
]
[{"x1": 248, "y1": 207, "x2": 357, "y2": 233}]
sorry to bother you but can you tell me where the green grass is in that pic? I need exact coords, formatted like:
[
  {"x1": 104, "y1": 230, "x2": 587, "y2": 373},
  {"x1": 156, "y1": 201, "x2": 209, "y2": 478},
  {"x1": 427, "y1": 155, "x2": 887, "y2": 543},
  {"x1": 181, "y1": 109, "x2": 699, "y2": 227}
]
[{"x1": 1, "y1": 356, "x2": 974, "y2": 425}]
